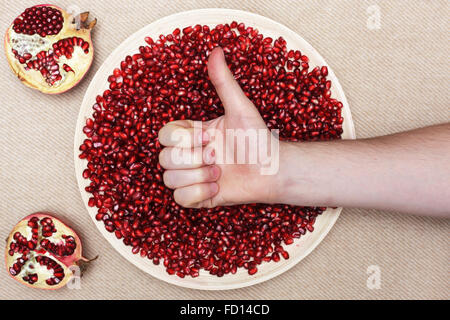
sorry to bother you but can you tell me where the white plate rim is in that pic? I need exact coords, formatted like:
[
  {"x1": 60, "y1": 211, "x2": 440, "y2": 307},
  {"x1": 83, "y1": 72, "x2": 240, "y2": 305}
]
[{"x1": 74, "y1": 8, "x2": 356, "y2": 290}]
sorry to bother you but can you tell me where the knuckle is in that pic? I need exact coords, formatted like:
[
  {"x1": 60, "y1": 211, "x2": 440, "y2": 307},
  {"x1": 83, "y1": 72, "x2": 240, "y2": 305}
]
[
  {"x1": 172, "y1": 128, "x2": 191, "y2": 147},
  {"x1": 199, "y1": 167, "x2": 210, "y2": 182},
  {"x1": 158, "y1": 126, "x2": 170, "y2": 145},
  {"x1": 194, "y1": 185, "x2": 206, "y2": 199},
  {"x1": 174, "y1": 189, "x2": 193, "y2": 208},
  {"x1": 173, "y1": 189, "x2": 186, "y2": 206},
  {"x1": 203, "y1": 166, "x2": 218, "y2": 182},
  {"x1": 158, "y1": 149, "x2": 168, "y2": 168},
  {"x1": 163, "y1": 171, "x2": 174, "y2": 189}
]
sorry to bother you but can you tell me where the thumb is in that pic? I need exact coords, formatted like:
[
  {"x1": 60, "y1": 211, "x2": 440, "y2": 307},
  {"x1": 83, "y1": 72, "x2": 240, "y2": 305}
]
[{"x1": 208, "y1": 47, "x2": 260, "y2": 119}]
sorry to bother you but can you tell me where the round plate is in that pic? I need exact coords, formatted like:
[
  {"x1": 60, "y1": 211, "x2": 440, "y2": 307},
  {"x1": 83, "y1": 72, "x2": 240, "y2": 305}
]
[{"x1": 74, "y1": 9, "x2": 356, "y2": 290}]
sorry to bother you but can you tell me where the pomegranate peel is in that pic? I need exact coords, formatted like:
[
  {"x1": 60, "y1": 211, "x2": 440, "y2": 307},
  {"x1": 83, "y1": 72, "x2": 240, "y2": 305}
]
[
  {"x1": 4, "y1": 4, "x2": 96, "y2": 94},
  {"x1": 5, "y1": 213, "x2": 96, "y2": 290}
]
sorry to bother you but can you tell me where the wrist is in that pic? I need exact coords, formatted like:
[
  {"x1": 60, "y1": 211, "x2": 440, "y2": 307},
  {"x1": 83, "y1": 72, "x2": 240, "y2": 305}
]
[
  {"x1": 268, "y1": 141, "x2": 300, "y2": 204},
  {"x1": 271, "y1": 141, "x2": 334, "y2": 207}
]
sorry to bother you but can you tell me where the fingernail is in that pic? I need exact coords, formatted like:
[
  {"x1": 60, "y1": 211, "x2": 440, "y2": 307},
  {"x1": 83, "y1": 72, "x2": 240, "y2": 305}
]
[
  {"x1": 210, "y1": 183, "x2": 219, "y2": 194},
  {"x1": 210, "y1": 166, "x2": 220, "y2": 180},
  {"x1": 202, "y1": 131, "x2": 209, "y2": 144},
  {"x1": 208, "y1": 149, "x2": 215, "y2": 164}
]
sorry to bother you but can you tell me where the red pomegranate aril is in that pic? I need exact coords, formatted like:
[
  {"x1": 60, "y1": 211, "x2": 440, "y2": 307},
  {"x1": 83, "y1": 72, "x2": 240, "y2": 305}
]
[
  {"x1": 182, "y1": 26, "x2": 193, "y2": 34},
  {"x1": 80, "y1": 22, "x2": 343, "y2": 278},
  {"x1": 248, "y1": 267, "x2": 258, "y2": 275},
  {"x1": 272, "y1": 252, "x2": 280, "y2": 262},
  {"x1": 13, "y1": 7, "x2": 64, "y2": 36}
]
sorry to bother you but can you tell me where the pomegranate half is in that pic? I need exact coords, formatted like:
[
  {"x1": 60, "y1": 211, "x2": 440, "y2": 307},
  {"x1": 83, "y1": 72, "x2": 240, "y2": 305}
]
[
  {"x1": 4, "y1": 4, "x2": 96, "y2": 94},
  {"x1": 5, "y1": 213, "x2": 95, "y2": 290}
]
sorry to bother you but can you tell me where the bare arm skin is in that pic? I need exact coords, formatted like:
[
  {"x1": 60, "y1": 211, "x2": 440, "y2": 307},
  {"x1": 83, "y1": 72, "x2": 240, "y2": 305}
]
[
  {"x1": 275, "y1": 124, "x2": 450, "y2": 217},
  {"x1": 158, "y1": 47, "x2": 450, "y2": 217}
]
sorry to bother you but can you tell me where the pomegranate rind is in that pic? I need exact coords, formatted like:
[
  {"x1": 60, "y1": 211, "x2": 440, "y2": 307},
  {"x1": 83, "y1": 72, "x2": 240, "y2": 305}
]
[
  {"x1": 5, "y1": 213, "x2": 84, "y2": 290},
  {"x1": 4, "y1": 4, "x2": 95, "y2": 94}
]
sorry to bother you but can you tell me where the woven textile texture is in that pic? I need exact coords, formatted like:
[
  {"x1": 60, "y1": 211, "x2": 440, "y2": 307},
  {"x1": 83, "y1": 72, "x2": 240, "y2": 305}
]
[{"x1": 0, "y1": 0, "x2": 448, "y2": 299}]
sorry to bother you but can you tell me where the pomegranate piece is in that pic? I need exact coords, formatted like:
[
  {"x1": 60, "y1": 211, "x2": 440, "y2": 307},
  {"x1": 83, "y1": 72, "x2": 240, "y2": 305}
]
[
  {"x1": 79, "y1": 22, "x2": 343, "y2": 278},
  {"x1": 4, "y1": 4, "x2": 97, "y2": 94},
  {"x1": 5, "y1": 213, "x2": 95, "y2": 290}
]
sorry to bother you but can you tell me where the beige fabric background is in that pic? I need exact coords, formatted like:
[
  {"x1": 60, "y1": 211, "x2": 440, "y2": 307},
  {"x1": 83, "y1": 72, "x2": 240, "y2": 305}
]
[{"x1": 0, "y1": 0, "x2": 449, "y2": 300}]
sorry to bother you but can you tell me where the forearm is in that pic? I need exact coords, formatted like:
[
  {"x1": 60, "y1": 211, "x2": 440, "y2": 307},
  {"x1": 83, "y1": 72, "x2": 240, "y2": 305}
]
[{"x1": 273, "y1": 123, "x2": 450, "y2": 217}]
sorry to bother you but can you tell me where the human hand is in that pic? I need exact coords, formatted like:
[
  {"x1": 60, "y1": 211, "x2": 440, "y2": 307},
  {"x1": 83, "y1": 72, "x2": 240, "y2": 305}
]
[
  {"x1": 158, "y1": 47, "x2": 279, "y2": 208},
  {"x1": 158, "y1": 47, "x2": 450, "y2": 216}
]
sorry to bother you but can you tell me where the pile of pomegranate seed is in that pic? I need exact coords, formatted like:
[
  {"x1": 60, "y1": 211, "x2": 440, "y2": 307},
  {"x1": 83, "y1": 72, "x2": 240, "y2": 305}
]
[
  {"x1": 13, "y1": 6, "x2": 63, "y2": 37},
  {"x1": 79, "y1": 22, "x2": 343, "y2": 278}
]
